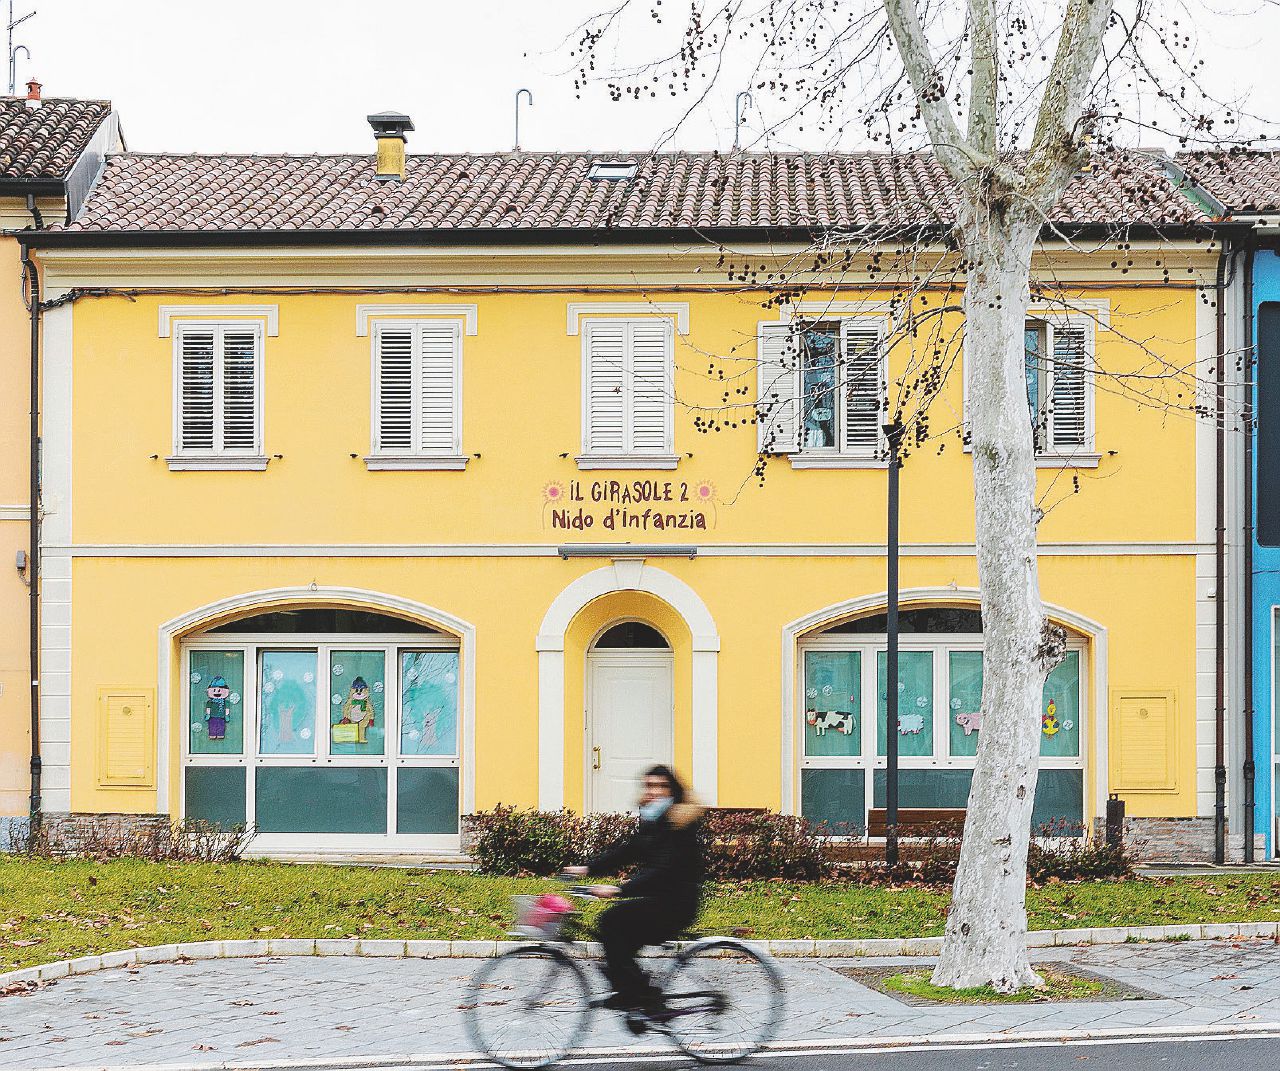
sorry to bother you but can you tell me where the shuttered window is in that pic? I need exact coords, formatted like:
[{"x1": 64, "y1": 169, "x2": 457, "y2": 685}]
[
  {"x1": 372, "y1": 321, "x2": 463, "y2": 455},
  {"x1": 1023, "y1": 319, "x2": 1093, "y2": 453},
  {"x1": 176, "y1": 324, "x2": 262, "y2": 454},
  {"x1": 582, "y1": 319, "x2": 673, "y2": 455},
  {"x1": 758, "y1": 318, "x2": 886, "y2": 456}
]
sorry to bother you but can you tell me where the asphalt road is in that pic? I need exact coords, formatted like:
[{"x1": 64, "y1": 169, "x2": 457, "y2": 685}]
[{"x1": 375, "y1": 1035, "x2": 1280, "y2": 1071}]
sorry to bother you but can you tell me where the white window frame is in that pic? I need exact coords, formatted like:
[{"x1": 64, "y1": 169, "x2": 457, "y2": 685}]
[
  {"x1": 795, "y1": 631, "x2": 1088, "y2": 833},
  {"x1": 577, "y1": 316, "x2": 679, "y2": 470},
  {"x1": 963, "y1": 309, "x2": 1101, "y2": 469},
  {"x1": 167, "y1": 320, "x2": 267, "y2": 471},
  {"x1": 180, "y1": 631, "x2": 463, "y2": 852},
  {"x1": 365, "y1": 319, "x2": 468, "y2": 471},
  {"x1": 787, "y1": 315, "x2": 889, "y2": 468}
]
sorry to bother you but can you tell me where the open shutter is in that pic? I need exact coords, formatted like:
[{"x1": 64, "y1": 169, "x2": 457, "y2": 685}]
[
  {"x1": 1050, "y1": 322, "x2": 1090, "y2": 449},
  {"x1": 375, "y1": 326, "x2": 414, "y2": 452},
  {"x1": 221, "y1": 329, "x2": 258, "y2": 451},
  {"x1": 586, "y1": 320, "x2": 627, "y2": 452},
  {"x1": 177, "y1": 328, "x2": 216, "y2": 451},
  {"x1": 630, "y1": 320, "x2": 671, "y2": 452},
  {"x1": 418, "y1": 321, "x2": 461, "y2": 452},
  {"x1": 757, "y1": 323, "x2": 800, "y2": 453},
  {"x1": 841, "y1": 321, "x2": 884, "y2": 453}
]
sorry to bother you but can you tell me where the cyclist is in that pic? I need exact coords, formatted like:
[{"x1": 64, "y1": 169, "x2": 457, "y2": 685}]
[{"x1": 564, "y1": 764, "x2": 705, "y2": 1015}]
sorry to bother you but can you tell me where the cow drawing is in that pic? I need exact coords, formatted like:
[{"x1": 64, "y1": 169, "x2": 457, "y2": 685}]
[{"x1": 806, "y1": 709, "x2": 855, "y2": 736}]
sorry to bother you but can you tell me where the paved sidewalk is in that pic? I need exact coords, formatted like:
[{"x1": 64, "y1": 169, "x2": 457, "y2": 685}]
[{"x1": 1, "y1": 939, "x2": 1277, "y2": 1069}]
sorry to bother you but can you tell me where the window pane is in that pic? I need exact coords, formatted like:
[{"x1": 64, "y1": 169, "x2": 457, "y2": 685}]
[
  {"x1": 1032, "y1": 769, "x2": 1084, "y2": 832},
  {"x1": 259, "y1": 649, "x2": 317, "y2": 755},
  {"x1": 184, "y1": 766, "x2": 246, "y2": 829},
  {"x1": 877, "y1": 650, "x2": 934, "y2": 756},
  {"x1": 329, "y1": 650, "x2": 386, "y2": 756},
  {"x1": 256, "y1": 767, "x2": 388, "y2": 833},
  {"x1": 948, "y1": 651, "x2": 983, "y2": 757},
  {"x1": 1041, "y1": 650, "x2": 1081, "y2": 757},
  {"x1": 397, "y1": 767, "x2": 460, "y2": 833},
  {"x1": 873, "y1": 768, "x2": 972, "y2": 808},
  {"x1": 800, "y1": 323, "x2": 839, "y2": 449},
  {"x1": 189, "y1": 650, "x2": 245, "y2": 755},
  {"x1": 801, "y1": 768, "x2": 865, "y2": 834},
  {"x1": 400, "y1": 650, "x2": 459, "y2": 756},
  {"x1": 803, "y1": 650, "x2": 860, "y2": 756}
]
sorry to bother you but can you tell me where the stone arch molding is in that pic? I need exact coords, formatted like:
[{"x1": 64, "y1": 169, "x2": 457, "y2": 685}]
[
  {"x1": 779, "y1": 586, "x2": 1109, "y2": 818},
  {"x1": 156, "y1": 585, "x2": 478, "y2": 816},
  {"x1": 536, "y1": 561, "x2": 720, "y2": 809}
]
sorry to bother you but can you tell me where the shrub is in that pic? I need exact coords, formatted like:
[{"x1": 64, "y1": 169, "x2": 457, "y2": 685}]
[
  {"x1": 19, "y1": 817, "x2": 255, "y2": 863},
  {"x1": 467, "y1": 806, "x2": 832, "y2": 880},
  {"x1": 467, "y1": 807, "x2": 635, "y2": 876},
  {"x1": 700, "y1": 810, "x2": 833, "y2": 881},
  {"x1": 1027, "y1": 821, "x2": 1133, "y2": 882}
]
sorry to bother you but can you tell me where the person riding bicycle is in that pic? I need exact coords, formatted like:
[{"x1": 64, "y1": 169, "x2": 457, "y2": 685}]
[{"x1": 564, "y1": 764, "x2": 704, "y2": 1014}]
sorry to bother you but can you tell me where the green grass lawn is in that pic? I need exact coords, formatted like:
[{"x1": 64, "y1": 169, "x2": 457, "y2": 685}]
[
  {"x1": 882, "y1": 965, "x2": 1106, "y2": 1004},
  {"x1": 2, "y1": 858, "x2": 1278, "y2": 972}
]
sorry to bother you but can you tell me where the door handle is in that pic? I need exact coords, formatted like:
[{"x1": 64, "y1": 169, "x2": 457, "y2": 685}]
[{"x1": 592, "y1": 746, "x2": 601, "y2": 770}]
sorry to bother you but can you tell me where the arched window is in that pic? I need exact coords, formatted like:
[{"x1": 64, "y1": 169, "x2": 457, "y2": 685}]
[
  {"x1": 798, "y1": 604, "x2": 1085, "y2": 838},
  {"x1": 592, "y1": 621, "x2": 670, "y2": 649},
  {"x1": 183, "y1": 607, "x2": 459, "y2": 845}
]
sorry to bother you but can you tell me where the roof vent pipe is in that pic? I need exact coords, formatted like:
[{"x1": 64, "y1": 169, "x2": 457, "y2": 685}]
[{"x1": 367, "y1": 110, "x2": 413, "y2": 183}]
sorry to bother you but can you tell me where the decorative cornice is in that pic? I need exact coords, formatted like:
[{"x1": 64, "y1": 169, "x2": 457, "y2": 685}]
[
  {"x1": 356, "y1": 303, "x2": 478, "y2": 336},
  {"x1": 158, "y1": 304, "x2": 278, "y2": 337}
]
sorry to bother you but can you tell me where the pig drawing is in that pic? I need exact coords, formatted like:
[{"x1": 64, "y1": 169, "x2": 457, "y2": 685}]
[{"x1": 955, "y1": 710, "x2": 982, "y2": 735}]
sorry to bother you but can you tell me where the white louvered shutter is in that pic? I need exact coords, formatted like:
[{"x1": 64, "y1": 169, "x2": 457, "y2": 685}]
[
  {"x1": 1050, "y1": 323, "x2": 1090, "y2": 449},
  {"x1": 221, "y1": 329, "x2": 258, "y2": 451},
  {"x1": 757, "y1": 323, "x2": 800, "y2": 453},
  {"x1": 841, "y1": 321, "x2": 884, "y2": 453},
  {"x1": 629, "y1": 320, "x2": 672, "y2": 452},
  {"x1": 177, "y1": 328, "x2": 216, "y2": 451},
  {"x1": 375, "y1": 326, "x2": 414, "y2": 452},
  {"x1": 418, "y1": 321, "x2": 461, "y2": 452},
  {"x1": 586, "y1": 320, "x2": 627, "y2": 452}
]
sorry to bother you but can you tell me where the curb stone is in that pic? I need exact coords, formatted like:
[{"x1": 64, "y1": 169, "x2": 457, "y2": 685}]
[{"x1": 2, "y1": 922, "x2": 1276, "y2": 991}]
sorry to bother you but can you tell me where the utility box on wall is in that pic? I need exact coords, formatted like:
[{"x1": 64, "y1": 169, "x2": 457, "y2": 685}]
[
  {"x1": 1110, "y1": 691, "x2": 1177, "y2": 793},
  {"x1": 97, "y1": 689, "x2": 155, "y2": 788}
]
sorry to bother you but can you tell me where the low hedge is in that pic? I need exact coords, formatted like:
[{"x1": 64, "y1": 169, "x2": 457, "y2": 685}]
[{"x1": 465, "y1": 807, "x2": 1132, "y2": 885}]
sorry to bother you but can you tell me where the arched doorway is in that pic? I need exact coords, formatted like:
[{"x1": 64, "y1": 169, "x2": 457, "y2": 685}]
[
  {"x1": 168, "y1": 589, "x2": 473, "y2": 851},
  {"x1": 586, "y1": 622, "x2": 674, "y2": 813},
  {"x1": 787, "y1": 594, "x2": 1093, "y2": 835}
]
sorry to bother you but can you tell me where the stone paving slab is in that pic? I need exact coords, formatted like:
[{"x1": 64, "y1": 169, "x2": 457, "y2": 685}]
[{"x1": 0, "y1": 940, "x2": 1276, "y2": 1069}]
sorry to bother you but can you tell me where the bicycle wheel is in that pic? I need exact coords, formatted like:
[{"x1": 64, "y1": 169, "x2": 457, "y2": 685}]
[
  {"x1": 463, "y1": 944, "x2": 593, "y2": 1069},
  {"x1": 659, "y1": 939, "x2": 785, "y2": 1064}
]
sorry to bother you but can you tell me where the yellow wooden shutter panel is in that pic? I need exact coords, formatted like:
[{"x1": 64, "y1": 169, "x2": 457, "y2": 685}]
[
  {"x1": 98, "y1": 689, "x2": 155, "y2": 787},
  {"x1": 1111, "y1": 692, "x2": 1176, "y2": 792}
]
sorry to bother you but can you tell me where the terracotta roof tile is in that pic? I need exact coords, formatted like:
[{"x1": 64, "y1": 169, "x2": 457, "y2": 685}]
[
  {"x1": 61, "y1": 149, "x2": 1208, "y2": 233},
  {"x1": 1177, "y1": 151, "x2": 1280, "y2": 216},
  {"x1": 0, "y1": 96, "x2": 111, "y2": 181}
]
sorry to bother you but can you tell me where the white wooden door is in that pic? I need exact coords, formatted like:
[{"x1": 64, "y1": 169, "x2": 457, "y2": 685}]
[{"x1": 587, "y1": 653, "x2": 674, "y2": 813}]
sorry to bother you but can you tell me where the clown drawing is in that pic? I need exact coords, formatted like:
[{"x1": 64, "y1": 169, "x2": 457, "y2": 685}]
[
  {"x1": 339, "y1": 676, "x2": 376, "y2": 744},
  {"x1": 204, "y1": 676, "x2": 231, "y2": 741}
]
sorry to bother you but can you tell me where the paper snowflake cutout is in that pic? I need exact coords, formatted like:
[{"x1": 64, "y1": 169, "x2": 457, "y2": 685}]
[
  {"x1": 303, "y1": 672, "x2": 314, "y2": 684},
  {"x1": 806, "y1": 688, "x2": 818, "y2": 700},
  {"x1": 915, "y1": 695, "x2": 928, "y2": 708},
  {"x1": 1063, "y1": 720, "x2": 1075, "y2": 731},
  {"x1": 191, "y1": 721, "x2": 202, "y2": 734},
  {"x1": 331, "y1": 693, "x2": 343, "y2": 706},
  {"x1": 407, "y1": 729, "x2": 422, "y2": 741},
  {"x1": 271, "y1": 669, "x2": 284, "y2": 682},
  {"x1": 230, "y1": 692, "x2": 241, "y2": 704},
  {"x1": 950, "y1": 698, "x2": 962, "y2": 709},
  {"x1": 821, "y1": 684, "x2": 833, "y2": 697},
  {"x1": 332, "y1": 664, "x2": 344, "y2": 676},
  {"x1": 299, "y1": 727, "x2": 312, "y2": 741},
  {"x1": 373, "y1": 681, "x2": 384, "y2": 693},
  {"x1": 190, "y1": 672, "x2": 202, "y2": 684},
  {"x1": 445, "y1": 672, "x2": 456, "y2": 685},
  {"x1": 262, "y1": 681, "x2": 275, "y2": 695}
]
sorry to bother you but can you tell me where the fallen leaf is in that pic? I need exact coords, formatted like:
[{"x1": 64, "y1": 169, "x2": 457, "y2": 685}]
[
  {"x1": 236, "y1": 1037, "x2": 280, "y2": 1048},
  {"x1": 128, "y1": 1029, "x2": 162, "y2": 1038},
  {"x1": 105, "y1": 1041, "x2": 126, "y2": 1047},
  {"x1": 230, "y1": 1000, "x2": 254, "y2": 1007},
  {"x1": 193, "y1": 1044, "x2": 214, "y2": 1052}
]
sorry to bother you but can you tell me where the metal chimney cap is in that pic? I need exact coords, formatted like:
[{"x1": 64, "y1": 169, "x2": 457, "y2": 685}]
[{"x1": 367, "y1": 111, "x2": 415, "y2": 138}]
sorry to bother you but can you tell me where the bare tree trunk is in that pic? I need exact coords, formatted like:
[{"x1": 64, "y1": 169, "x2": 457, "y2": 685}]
[{"x1": 931, "y1": 214, "x2": 1059, "y2": 992}]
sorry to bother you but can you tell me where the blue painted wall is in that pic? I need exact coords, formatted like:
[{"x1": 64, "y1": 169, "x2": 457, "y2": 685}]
[{"x1": 1252, "y1": 249, "x2": 1280, "y2": 858}]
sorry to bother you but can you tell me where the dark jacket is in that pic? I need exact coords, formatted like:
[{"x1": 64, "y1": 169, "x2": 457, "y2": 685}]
[{"x1": 586, "y1": 801, "x2": 705, "y2": 910}]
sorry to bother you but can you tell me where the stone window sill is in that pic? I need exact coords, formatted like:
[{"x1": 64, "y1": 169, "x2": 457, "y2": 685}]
[
  {"x1": 575, "y1": 453, "x2": 680, "y2": 471},
  {"x1": 166, "y1": 455, "x2": 269, "y2": 472},
  {"x1": 364, "y1": 455, "x2": 470, "y2": 471}
]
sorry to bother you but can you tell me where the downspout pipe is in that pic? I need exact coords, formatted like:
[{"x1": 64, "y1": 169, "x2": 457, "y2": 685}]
[
  {"x1": 1215, "y1": 245, "x2": 1229, "y2": 865},
  {"x1": 1242, "y1": 238, "x2": 1257, "y2": 863},
  {"x1": 23, "y1": 195, "x2": 42, "y2": 829}
]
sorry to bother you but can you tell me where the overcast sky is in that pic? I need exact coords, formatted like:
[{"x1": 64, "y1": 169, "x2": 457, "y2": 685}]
[{"x1": 16, "y1": 0, "x2": 1280, "y2": 155}]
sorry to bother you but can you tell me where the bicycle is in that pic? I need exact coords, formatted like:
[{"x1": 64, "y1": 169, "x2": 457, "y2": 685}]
[{"x1": 462, "y1": 884, "x2": 785, "y2": 1069}]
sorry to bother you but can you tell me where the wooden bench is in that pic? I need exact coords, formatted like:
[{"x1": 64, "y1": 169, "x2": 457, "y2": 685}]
[{"x1": 867, "y1": 807, "x2": 966, "y2": 837}]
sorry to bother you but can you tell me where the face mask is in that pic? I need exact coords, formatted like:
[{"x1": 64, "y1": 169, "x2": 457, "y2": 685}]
[{"x1": 639, "y1": 796, "x2": 673, "y2": 822}]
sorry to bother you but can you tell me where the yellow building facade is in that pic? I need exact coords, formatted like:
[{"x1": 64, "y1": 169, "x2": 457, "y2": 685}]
[{"x1": 20, "y1": 143, "x2": 1235, "y2": 858}]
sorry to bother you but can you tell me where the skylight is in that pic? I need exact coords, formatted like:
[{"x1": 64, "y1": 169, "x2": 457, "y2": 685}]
[{"x1": 588, "y1": 161, "x2": 638, "y2": 182}]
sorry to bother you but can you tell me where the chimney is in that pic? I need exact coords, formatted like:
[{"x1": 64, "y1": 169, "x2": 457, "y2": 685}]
[
  {"x1": 367, "y1": 111, "x2": 414, "y2": 183},
  {"x1": 24, "y1": 79, "x2": 40, "y2": 110}
]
